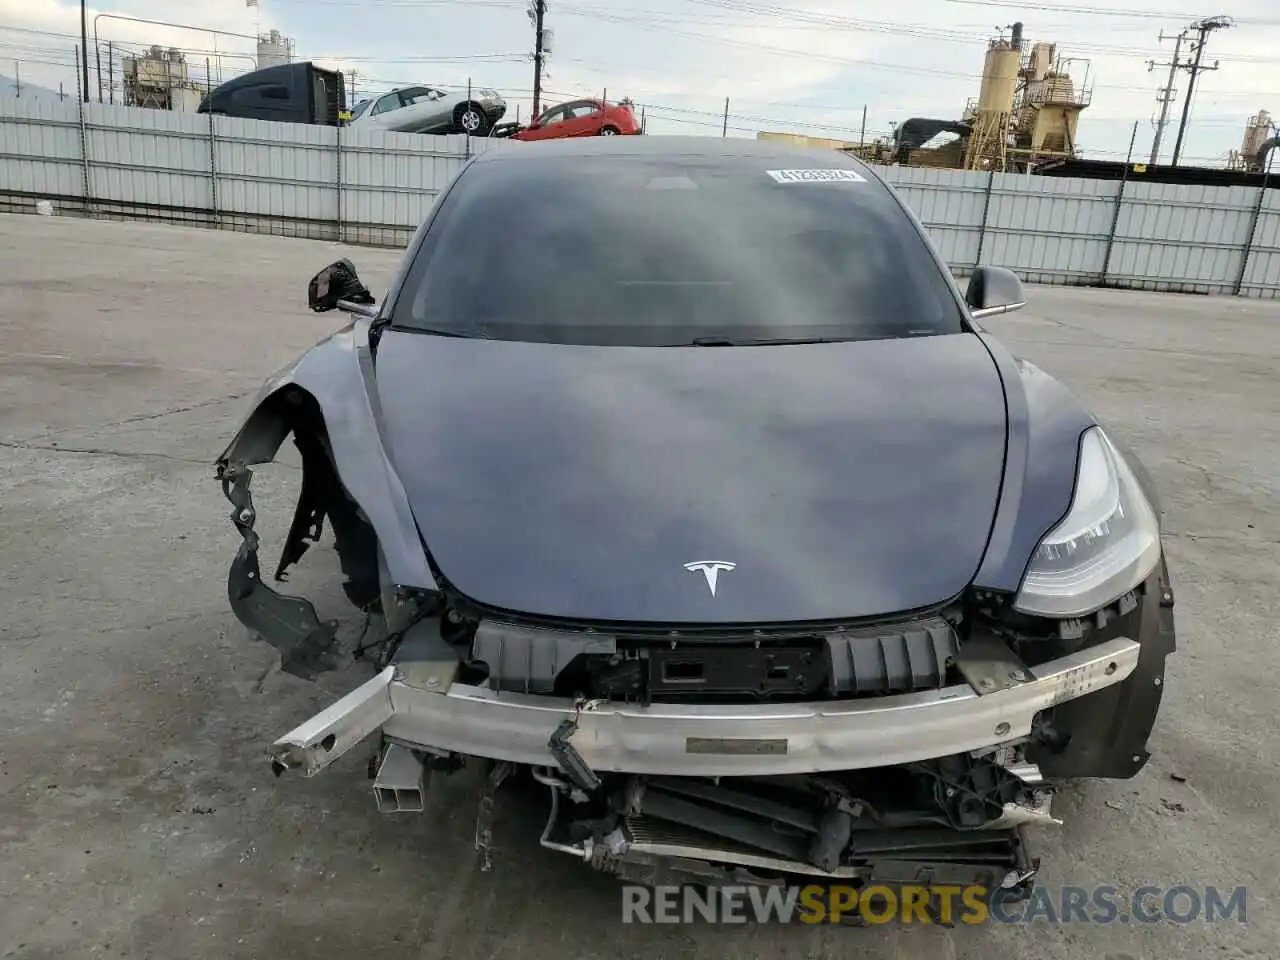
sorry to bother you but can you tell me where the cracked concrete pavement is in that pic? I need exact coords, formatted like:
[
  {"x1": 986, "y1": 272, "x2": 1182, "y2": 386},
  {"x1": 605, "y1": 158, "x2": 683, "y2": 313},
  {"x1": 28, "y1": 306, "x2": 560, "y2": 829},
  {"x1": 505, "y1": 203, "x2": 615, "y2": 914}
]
[{"x1": 1, "y1": 214, "x2": 1278, "y2": 959}]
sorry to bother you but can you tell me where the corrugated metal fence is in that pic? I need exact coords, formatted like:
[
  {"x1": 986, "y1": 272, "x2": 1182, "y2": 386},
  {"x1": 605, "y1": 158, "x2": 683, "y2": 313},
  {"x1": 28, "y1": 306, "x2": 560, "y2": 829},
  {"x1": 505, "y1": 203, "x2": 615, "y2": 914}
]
[
  {"x1": 3, "y1": 96, "x2": 1278, "y2": 297},
  {"x1": 0, "y1": 95, "x2": 500, "y2": 248}
]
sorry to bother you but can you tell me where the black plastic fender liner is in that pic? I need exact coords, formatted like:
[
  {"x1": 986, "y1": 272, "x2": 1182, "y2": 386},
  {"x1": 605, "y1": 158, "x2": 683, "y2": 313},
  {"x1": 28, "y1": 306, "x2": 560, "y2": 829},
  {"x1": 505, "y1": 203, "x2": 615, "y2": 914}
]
[
  {"x1": 228, "y1": 531, "x2": 342, "y2": 680},
  {"x1": 221, "y1": 462, "x2": 342, "y2": 680},
  {"x1": 1028, "y1": 556, "x2": 1176, "y2": 780},
  {"x1": 274, "y1": 431, "x2": 330, "y2": 584}
]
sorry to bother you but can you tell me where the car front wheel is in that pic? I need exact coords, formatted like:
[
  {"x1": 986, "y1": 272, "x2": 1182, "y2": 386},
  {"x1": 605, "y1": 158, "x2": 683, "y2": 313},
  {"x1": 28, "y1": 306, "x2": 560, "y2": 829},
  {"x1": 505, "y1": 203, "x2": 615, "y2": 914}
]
[{"x1": 455, "y1": 103, "x2": 490, "y2": 135}]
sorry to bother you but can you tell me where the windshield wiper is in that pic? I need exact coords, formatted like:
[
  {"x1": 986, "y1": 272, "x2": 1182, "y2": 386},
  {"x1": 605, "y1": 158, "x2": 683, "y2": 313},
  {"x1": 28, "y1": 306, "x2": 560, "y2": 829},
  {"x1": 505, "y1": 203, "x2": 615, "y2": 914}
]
[
  {"x1": 412, "y1": 325, "x2": 494, "y2": 340},
  {"x1": 689, "y1": 335, "x2": 853, "y2": 346}
]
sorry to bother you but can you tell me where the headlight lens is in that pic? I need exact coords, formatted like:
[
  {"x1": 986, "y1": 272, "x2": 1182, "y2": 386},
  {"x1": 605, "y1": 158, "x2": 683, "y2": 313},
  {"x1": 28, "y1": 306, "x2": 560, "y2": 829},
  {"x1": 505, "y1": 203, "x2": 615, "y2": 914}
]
[{"x1": 1013, "y1": 426, "x2": 1161, "y2": 618}]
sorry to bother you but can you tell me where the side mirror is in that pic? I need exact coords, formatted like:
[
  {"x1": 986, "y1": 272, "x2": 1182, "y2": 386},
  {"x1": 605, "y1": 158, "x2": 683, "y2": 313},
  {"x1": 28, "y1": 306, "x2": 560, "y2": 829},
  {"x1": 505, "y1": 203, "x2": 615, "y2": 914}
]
[
  {"x1": 308, "y1": 259, "x2": 376, "y2": 315},
  {"x1": 965, "y1": 266, "x2": 1026, "y2": 319}
]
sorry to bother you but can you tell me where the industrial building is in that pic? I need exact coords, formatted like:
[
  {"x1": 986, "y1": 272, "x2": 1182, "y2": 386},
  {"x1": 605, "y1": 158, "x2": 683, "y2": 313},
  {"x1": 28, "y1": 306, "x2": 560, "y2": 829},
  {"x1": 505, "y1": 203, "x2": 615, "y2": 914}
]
[
  {"x1": 257, "y1": 30, "x2": 294, "y2": 69},
  {"x1": 123, "y1": 46, "x2": 204, "y2": 113},
  {"x1": 760, "y1": 22, "x2": 1093, "y2": 175},
  {"x1": 905, "y1": 22, "x2": 1093, "y2": 172},
  {"x1": 119, "y1": 31, "x2": 295, "y2": 115},
  {"x1": 1228, "y1": 110, "x2": 1279, "y2": 174}
]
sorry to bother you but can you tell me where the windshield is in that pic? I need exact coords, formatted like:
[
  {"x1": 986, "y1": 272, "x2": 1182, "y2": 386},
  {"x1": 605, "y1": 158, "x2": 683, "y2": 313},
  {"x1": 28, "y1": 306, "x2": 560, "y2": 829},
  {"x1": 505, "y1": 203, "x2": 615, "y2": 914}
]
[
  {"x1": 394, "y1": 154, "x2": 966, "y2": 346},
  {"x1": 349, "y1": 99, "x2": 373, "y2": 120}
]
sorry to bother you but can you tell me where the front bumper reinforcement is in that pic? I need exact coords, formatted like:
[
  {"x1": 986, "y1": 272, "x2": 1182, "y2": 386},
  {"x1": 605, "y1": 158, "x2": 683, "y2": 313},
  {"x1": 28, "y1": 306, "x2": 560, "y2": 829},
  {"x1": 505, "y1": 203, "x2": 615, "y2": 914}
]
[{"x1": 269, "y1": 636, "x2": 1139, "y2": 779}]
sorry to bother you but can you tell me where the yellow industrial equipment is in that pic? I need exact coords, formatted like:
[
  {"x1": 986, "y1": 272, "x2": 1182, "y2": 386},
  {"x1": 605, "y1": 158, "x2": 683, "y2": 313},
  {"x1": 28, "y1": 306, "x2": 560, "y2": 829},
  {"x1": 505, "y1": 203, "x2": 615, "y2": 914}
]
[
  {"x1": 1013, "y1": 42, "x2": 1091, "y2": 159},
  {"x1": 963, "y1": 24, "x2": 1022, "y2": 171},
  {"x1": 1227, "y1": 110, "x2": 1275, "y2": 172}
]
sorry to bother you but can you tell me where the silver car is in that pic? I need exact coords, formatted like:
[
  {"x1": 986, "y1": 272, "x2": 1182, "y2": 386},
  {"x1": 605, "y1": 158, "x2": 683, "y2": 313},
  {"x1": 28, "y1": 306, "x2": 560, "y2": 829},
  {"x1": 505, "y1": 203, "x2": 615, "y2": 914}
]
[{"x1": 347, "y1": 84, "x2": 506, "y2": 135}]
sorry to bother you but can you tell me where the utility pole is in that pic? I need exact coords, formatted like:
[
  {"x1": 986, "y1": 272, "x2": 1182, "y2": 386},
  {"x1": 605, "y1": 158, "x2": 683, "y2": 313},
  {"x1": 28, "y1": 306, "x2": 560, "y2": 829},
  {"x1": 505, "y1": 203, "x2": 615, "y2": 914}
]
[
  {"x1": 13, "y1": 62, "x2": 19, "y2": 97},
  {"x1": 1146, "y1": 29, "x2": 1185, "y2": 165},
  {"x1": 1171, "y1": 15, "x2": 1232, "y2": 167},
  {"x1": 529, "y1": 0, "x2": 547, "y2": 118},
  {"x1": 108, "y1": 42, "x2": 114, "y2": 105},
  {"x1": 80, "y1": 0, "x2": 90, "y2": 103}
]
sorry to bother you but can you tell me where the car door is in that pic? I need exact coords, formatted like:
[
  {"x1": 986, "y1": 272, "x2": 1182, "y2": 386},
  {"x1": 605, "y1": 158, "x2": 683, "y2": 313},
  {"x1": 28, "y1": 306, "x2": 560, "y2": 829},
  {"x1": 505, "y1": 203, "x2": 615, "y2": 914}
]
[
  {"x1": 561, "y1": 101, "x2": 604, "y2": 137},
  {"x1": 522, "y1": 104, "x2": 570, "y2": 140},
  {"x1": 395, "y1": 86, "x2": 453, "y2": 133},
  {"x1": 393, "y1": 87, "x2": 434, "y2": 130},
  {"x1": 368, "y1": 92, "x2": 404, "y2": 130}
]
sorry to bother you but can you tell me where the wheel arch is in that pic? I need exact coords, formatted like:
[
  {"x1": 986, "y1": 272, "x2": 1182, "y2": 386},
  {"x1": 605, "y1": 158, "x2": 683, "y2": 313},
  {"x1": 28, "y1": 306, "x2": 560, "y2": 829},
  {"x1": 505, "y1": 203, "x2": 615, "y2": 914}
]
[{"x1": 217, "y1": 322, "x2": 438, "y2": 594}]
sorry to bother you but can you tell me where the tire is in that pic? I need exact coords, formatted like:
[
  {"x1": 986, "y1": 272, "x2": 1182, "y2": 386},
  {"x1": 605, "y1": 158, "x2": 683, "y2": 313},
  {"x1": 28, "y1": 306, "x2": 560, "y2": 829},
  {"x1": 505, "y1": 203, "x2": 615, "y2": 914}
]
[
  {"x1": 600, "y1": 125, "x2": 620, "y2": 136},
  {"x1": 455, "y1": 102, "x2": 490, "y2": 136}
]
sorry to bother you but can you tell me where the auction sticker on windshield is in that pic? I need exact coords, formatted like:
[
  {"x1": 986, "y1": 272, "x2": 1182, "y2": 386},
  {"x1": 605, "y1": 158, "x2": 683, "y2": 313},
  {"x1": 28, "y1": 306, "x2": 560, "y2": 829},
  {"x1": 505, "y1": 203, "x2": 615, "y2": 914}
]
[{"x1": 765, "y1": 169, "x2": 867, "y2": 184}]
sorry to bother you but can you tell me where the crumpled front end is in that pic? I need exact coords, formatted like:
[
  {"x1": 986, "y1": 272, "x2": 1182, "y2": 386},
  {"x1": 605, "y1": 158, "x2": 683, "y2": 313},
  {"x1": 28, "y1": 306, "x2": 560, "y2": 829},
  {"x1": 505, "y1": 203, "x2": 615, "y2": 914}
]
[
  {"x1": 213, "y1": 323, "x2": 1175, "y2": 900},
  {"x1": 258, "y1": 582, "x2": 1169, "y2": 897}
]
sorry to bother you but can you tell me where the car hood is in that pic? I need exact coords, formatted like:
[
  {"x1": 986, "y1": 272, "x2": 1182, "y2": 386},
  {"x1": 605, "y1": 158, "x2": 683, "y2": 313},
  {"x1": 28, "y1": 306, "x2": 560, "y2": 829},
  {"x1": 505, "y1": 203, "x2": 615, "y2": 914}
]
[{"x1": 373, "y1": 330, "x2": 1009, "y2": 624}]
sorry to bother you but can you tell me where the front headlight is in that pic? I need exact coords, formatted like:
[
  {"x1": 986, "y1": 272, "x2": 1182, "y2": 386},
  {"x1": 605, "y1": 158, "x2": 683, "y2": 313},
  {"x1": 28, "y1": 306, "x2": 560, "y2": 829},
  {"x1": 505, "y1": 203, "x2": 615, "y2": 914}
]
[{"x1": 1013, "y1": 426, "x2": 1161, "y2": 618}]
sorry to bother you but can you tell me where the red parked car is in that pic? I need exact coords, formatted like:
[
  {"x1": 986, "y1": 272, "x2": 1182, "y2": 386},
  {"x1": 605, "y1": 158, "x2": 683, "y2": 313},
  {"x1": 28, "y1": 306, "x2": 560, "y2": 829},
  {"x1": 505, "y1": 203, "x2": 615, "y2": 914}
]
[{"x1": 513, "y1": 97, "x2": 641, "y2": 140}]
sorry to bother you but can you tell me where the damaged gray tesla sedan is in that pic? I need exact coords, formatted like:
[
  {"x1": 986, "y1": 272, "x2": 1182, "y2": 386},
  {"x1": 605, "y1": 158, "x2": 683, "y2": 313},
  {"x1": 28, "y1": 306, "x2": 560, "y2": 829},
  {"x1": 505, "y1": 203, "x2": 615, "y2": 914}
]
[{"x1": 216, "y1": 137, "x2": 1175, "y2": 899}]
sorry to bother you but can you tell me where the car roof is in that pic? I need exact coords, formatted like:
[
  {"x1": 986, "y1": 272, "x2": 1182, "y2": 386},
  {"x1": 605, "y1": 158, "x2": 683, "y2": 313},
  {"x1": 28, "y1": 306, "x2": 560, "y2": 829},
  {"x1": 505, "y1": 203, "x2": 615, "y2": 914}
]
[{"x1": 472, "y1": 135, "x2": 877, "y2": 176}]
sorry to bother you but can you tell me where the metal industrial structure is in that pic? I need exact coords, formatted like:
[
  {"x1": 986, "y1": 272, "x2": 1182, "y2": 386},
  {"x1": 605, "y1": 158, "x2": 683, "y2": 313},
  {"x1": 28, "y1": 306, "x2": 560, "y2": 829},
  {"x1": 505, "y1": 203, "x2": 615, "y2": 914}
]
[
  {"x1": 963, "y1": 25, "x2": 1023, "y2": 171},
  {"x1": 1228, "y1": 110, "x2": 1278, "y2": 174},
  {"x1": 122, "y1": 46, "x2": 203, "y2": 112},
  {"x1": 257, "y1": 29, "x2": 294, "y2": 69},
  {"x1": 757, "y1": 23, "x2": 1093, "y2": 173},
  {"x1": 119, "y1": 31, "x2": 297, "y2": 114},
  {"x1": 962, "y1": 24, "x2": 1092, "y2": 171}
]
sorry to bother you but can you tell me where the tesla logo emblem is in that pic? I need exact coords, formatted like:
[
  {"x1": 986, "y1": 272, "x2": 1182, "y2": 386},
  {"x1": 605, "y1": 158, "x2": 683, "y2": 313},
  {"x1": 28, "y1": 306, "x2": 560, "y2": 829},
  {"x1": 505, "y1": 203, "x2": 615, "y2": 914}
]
[{"x1": 684, "y1": 561, "x2": 736, "y2": 596}]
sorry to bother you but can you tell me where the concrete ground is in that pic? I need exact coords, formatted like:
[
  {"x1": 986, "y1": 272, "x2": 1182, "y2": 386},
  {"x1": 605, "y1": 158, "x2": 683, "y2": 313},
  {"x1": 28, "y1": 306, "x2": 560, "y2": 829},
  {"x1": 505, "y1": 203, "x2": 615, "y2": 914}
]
[{"x1": 1, "y1": 213, "x2": 1276, "y2": 960}]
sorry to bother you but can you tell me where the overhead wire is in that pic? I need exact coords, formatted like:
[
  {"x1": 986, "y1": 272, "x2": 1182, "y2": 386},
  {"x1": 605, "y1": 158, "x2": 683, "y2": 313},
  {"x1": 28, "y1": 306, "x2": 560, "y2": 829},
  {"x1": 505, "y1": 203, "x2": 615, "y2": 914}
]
[
  {"x1": 940, "y1": 0, "x2": 1280, "y2": 27},
  {"x1": 552, "y1": 7, "x2": 1280, "y2": 91},
  {"x1": 1, "y1": 6, "x2": 1268, "y2": 156}
]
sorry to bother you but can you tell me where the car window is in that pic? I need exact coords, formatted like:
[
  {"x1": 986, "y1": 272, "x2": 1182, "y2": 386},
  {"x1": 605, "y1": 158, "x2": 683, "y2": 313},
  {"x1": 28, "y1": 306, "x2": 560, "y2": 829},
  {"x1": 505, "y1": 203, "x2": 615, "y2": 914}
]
[
  {"x1": 537, "y1": 106, "x2": 566, "y2": 125},
  {"x1": 399, "y1": 87, "x2": 434, "y2": 106},
  {"x1": 372, "y1": 93, "x2": 401, "y2": 115},
  {"x1": 567, "y1": 103, "x2": 599, "y2": 118},
  {"x1": 394, "y1": 155, "x2": 966, "y2": 347},
  {"x1": 230, "y1": 82, "x2": 291, "y2": 106}
]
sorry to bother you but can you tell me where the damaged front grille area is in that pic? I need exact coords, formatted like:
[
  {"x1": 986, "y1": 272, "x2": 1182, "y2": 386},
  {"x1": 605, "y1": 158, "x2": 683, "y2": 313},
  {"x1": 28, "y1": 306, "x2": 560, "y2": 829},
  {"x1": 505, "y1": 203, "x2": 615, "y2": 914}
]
[
  {"x1": 531, "y1": 751, "x2": 1048, "y2": 897},
  {"x1": 469, "y1": 615, "x2": 962, "y2": 704}
]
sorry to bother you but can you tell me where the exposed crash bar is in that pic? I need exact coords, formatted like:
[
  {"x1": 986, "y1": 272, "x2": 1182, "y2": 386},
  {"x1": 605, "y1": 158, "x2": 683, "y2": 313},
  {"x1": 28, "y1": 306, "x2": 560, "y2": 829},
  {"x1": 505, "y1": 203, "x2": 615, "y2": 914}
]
[
  {"x1": 270, "y1": 665, "x2": 396, "y2": 776},
  {"x1": 271, "y1": 638, "x2": 1139, "y2": 779}
]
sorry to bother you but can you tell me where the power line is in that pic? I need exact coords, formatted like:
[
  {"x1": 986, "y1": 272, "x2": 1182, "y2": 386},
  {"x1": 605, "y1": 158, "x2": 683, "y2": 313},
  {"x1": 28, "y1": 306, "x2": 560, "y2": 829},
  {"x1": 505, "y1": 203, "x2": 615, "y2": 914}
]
[
  {"x1": 1171, "y1": 16, "x2": 1232, "y2": 167},
  {"x1": 1146, "y1": 28, "x2": 1186, "y2": 165},
  {"x1": 554, "y1": 7, "x2": 1280, "y2": 89},
  {"x1": 308, "y1": 53, "x2": 529, "y2": 63},
  {"x1": 940, "y1": 0, "x2": 1280, "y2": 26}
]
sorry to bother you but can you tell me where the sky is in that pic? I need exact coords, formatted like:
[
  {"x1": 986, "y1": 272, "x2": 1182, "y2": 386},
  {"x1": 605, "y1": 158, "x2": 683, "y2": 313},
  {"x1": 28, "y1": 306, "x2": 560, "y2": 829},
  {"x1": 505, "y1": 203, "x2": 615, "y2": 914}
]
[{"x1": 1, "y1": 0, "x2": 1278, "y2": 165}]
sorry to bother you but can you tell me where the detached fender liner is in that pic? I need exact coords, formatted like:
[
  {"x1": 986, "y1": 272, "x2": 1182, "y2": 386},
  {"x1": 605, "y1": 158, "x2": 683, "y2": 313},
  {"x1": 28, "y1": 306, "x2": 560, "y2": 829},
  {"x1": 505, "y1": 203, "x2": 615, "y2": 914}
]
[{"x1": 221, "y1": 460, "x2": 343, "y2": 680}]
